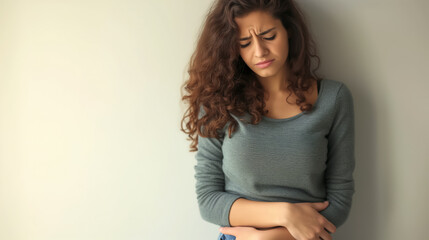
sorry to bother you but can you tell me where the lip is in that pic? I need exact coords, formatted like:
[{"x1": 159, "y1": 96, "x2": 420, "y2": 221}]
[{"x1": 255, "y1": 59, "x2": 274, "y2": 68}]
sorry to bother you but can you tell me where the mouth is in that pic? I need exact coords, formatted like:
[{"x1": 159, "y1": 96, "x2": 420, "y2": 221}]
[{"x1": 255, "y1": 59, "x2": 274, "y2": 68}]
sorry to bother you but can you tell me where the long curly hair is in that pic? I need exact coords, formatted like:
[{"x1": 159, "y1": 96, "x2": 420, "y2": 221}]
[{"x1": 181, "y1": 0, "x2": 322, "y2": 152}]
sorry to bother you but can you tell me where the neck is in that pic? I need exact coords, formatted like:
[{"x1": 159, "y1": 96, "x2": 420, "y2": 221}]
[{"x1": 257, "y1": 64, "x2": 291, "y2": 99}]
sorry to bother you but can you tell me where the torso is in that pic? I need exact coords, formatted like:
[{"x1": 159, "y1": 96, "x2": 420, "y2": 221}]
[{"x1": 263, "y1": 79, "x2": 319, "y2": 119}]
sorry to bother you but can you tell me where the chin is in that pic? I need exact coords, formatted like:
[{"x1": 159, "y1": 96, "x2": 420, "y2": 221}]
[{"x1": 254, "y1": 69, "x2": 279, "y2": 79}]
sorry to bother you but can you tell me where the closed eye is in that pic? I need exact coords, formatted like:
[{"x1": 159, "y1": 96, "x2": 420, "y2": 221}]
[
  {"x1": 240, "y1": 42, "x2": 251, "y2": 48},
  {"x1": 240, "y1": 34, "x2": 277, "y2": 48},
  {"x1": 264, "y1": 34, "x2": 276, "y2": 40}
]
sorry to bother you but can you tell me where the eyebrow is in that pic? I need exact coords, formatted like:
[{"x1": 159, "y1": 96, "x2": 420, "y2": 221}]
[{"x1": 239, "y1": 27, "x2": 276, "y2": 41}]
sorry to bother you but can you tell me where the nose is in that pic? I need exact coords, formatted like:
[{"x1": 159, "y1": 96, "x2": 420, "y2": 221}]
[{"x1": 253, "y1": 36, "x2": 269, "y2": 58}]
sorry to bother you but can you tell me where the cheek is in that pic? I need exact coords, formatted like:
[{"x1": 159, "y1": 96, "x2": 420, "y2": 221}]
[
  {"x1": 281, "y1": 41, "x2": 289, "y2": 55},
  {"x1": 239, "y1": 51, "x2": 252, "y2": 66},
  {"x1": 272, "y1": 41, "x2": 288, "y2": 54}
]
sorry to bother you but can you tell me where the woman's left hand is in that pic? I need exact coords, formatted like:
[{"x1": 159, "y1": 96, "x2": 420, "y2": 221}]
[{"x1": 219, "y1": 226, "x2": 262, "y2": 240}]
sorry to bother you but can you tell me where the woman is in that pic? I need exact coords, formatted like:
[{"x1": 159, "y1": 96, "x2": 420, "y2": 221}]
[{"x1": 180, "y1": 0, "x2": 355, "y2": 239}]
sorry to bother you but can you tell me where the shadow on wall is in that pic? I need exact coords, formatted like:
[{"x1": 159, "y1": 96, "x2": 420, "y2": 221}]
[{"x1": 297, "y1": 2, "x2": 389, "y2": 239}]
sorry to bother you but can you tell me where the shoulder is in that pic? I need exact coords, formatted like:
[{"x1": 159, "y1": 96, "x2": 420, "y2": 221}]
[
  {"x1": 318, "y1": 79, "x2": 354, "y2": 122},
  {"x1": 321, "y1": 81, "x2": 354, "y2": 127},
  {"x1": 321, "y1": 79, "x2": 354, "y2": 103},
  {"x1": 322, "y1": 78, "x2": 348, "y2": 92}
]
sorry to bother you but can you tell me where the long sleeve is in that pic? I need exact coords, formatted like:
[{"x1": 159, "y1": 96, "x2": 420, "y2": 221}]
[
  {"x1": 318, "y1": 83, "x2": 356, "y2": 227},
  {"x1": 194, "y1": 108, "x2": 243, "y2": 227}
]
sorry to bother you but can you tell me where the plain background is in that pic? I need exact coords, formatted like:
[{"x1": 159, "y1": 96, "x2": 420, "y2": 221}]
[{"x1": 0, "y1": 0, "x2": 428, "y2": 239}]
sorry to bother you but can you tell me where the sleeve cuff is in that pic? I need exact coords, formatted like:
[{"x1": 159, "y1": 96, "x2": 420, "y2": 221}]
[{"x1": 221, "y1": 195, "x2": 243, "y2": 227}]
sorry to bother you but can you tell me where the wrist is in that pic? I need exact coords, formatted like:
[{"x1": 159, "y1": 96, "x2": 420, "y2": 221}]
[
  {"x1": 254, "y1": 228, "x2": 266, "y2": 240},
  {"x1": 255, "y1": 226, "x2": 295, "y2": 240},
  {"x1": 278, "y1": 202, "x2": 292, "y2": 227}
]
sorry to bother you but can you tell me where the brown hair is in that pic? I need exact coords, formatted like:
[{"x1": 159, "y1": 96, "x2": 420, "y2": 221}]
[{"x1": 181, "y1": 0, "x2": 322, "y2": 151}]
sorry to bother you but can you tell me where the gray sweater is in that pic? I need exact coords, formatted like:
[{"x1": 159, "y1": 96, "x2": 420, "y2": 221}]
[{"x1": 194, "y1": 79, "x2": 355, "y2": 228}]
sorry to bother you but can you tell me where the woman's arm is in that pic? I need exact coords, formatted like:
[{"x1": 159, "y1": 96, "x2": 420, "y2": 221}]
[
  {"x1": 219, "y1": 226, "x2": 295, "y2": 240},
  {"x1": 317, "y1": 83, "x2": 356, "y2": 227},
  {"x1": 257, "y1": 227, "x2": 295, "y2": 240},
  {"x1": 229, "y1": 198, "x2": 287, "y2": 228},
  {"x1": 229, "y1": 198, "x2": 336, "y2": 239}
]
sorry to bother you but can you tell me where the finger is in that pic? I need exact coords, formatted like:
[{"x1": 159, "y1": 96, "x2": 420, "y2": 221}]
[
  {"x1": 324, "y1": 221, "x2": 336, "y2": 234},
  {"x1": 311, "y1": 201, "x2": 329, "y2": 211},
  {"x1": 319, "y1": 229, "x2": 332, "y2": 240}
]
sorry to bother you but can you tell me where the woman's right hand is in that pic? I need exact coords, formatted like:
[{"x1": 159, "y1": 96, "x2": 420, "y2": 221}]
[{"x1": 281, "y1": 201, "x2": 336, "y2": 240}]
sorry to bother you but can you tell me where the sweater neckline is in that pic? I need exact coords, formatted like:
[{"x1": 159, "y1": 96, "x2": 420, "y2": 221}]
[{"x1": 261, "y1": 79, "x2": 325, "y2": 123}]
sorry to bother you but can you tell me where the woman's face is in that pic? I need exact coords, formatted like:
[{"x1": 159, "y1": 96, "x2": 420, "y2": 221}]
[{"x1": 234, "y1": 10, "x2": 289, "y2": 79}]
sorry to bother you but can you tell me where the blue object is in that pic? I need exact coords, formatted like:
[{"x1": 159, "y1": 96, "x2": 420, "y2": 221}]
[{"x1": 217, "y1": 232, "x2": 236, "y2": 240}]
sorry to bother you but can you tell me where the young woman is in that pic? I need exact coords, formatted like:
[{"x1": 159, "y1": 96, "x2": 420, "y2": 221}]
[{"x1": 181, "y1": 0, "x2": 355, "y2": 239}]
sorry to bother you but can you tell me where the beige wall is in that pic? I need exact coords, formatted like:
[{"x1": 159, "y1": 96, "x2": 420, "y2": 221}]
[{"x1": 0, "y1": 0, "x2": 427, "y2": 239}]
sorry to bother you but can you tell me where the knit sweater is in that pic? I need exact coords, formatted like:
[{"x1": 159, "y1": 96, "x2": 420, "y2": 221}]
[{"x1": 194, "y1": 78, "x2": 355, "y2": 228}]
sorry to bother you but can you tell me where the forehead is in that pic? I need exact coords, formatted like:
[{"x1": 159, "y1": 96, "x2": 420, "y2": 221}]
[{"x1": 234, "y1": 10, "x2": 280, "y2": 33}]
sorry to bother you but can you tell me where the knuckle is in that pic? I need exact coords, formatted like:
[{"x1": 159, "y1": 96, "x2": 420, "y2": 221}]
[{"x1": 304, "y1": 233, "x2": 315, "y2": 240}]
